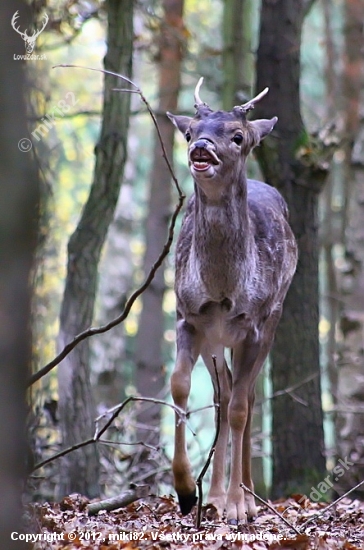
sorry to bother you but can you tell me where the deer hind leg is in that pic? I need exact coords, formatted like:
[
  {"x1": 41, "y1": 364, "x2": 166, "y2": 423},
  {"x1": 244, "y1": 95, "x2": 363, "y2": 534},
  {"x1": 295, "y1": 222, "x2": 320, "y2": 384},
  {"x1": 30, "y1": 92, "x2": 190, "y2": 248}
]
[
  {"x1": 201, "y1": 347, "x2": 232, "y2": 518},
  {"x1": 171, "y1": 319, "x2": 201, "y2": 515}
]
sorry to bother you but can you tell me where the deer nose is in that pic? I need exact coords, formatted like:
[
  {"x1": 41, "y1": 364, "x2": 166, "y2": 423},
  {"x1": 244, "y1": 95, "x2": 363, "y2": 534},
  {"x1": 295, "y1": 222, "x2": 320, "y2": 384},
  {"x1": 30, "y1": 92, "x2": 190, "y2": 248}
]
[{"x1": 193, "y1": 138, "x2": 213, "y2": 149}]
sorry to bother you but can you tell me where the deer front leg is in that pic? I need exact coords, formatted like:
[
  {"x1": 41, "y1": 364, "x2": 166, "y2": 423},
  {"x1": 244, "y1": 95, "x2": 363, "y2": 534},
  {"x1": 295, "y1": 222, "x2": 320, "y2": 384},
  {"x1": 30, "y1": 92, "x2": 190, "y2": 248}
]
[
  {"x1": 241, "y1": 313, "x2": 281, "y2": 520},
  {"x1": 171, "y1": 319, "x2": 201, "y2": 515},
  {"x1": 242, "y1": 392, "x2": 258, "y2": 520}
]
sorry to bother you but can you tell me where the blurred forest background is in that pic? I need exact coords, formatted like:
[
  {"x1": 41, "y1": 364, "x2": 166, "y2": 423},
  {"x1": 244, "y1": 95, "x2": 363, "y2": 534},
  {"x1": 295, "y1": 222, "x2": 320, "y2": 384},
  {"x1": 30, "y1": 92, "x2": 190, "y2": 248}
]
[{"x1": 3, "y1": 0, "x2": 364, "y2": 521}]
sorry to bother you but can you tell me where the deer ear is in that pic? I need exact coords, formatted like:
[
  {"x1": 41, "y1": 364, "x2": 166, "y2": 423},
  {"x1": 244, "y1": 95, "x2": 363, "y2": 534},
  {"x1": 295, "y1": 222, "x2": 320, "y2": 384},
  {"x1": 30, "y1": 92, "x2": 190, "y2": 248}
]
[
  {"x1": 167, "y1": 113, "x2": 192, "y2": 135},
  {"x1": 250, "y1": 116, "x2": 278, "y2": 141}
]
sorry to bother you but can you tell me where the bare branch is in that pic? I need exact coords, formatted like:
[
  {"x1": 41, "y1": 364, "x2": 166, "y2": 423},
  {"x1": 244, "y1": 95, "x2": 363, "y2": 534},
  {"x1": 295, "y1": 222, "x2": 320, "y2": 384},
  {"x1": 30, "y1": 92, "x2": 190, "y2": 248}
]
[
  {"x1": 195, "y1": 355, "x2": 221, "y2": 528},
  {"x1": 32, "y1": 437, "x2": 94, "y2": 472},
  {"x1": 256, "y1": 372, "x2": 319, "y2": 405},
  {"x1": 32, "y1": 395, "x2": 193, "y2": 472},
  {"x1": 298, "y1": 478, "x2": 364, "y2": 532},
  {"x1": 94, "y1": 396, "x2": 196, "y2": 440},
  {"x1": 240, "y1": 483, "x2": 301, "y2": 536},
  {"x1": 28, "y1": 65, "x2": 185, "y2": 387}
]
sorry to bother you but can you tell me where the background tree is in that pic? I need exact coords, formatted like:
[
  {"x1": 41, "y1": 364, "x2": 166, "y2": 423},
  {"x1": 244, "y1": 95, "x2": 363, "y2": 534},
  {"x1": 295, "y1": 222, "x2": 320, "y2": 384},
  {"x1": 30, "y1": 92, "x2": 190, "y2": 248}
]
[
  {"x1": 254, "y1": 0, "x2": 326, "y2": 497},
  {"x1": 91, "y1": 182, "x2": 134, "y2": 409},
  {"x1": 134, "y1": 0, "x2": 185, "y2": 457},
  {"x1": 57, "y1": 0, "x2": 133, "y2": 498},
  {"x1": 222, "y1": 0, "x2": 255, "y2": 108},
  {"x1": 0, "y1": 1, "x2": 40, "y2": 547},
  {"x1": 335, "y1": 0, "x2": 364, "y2": 498}
]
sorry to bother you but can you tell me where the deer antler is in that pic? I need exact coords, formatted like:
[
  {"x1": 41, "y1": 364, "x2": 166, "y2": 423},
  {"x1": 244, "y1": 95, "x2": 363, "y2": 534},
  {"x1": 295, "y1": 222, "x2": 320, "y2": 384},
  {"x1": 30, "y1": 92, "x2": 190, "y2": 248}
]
[
  {"x1": 193, "y1": 77, "x2": 212, "y2": 112},
  {"x1": 194, "y1": 77, "x2": 204, "y2": 106},
  {"x1": 240, "y1": 87, "x2": 269, "y2": 113},
  {"x1": 11, "y1": 11, "x2": 27, "y2": 39},
  {"x1": 31, "y1": 12, "x2": 49, "y2": 40}
]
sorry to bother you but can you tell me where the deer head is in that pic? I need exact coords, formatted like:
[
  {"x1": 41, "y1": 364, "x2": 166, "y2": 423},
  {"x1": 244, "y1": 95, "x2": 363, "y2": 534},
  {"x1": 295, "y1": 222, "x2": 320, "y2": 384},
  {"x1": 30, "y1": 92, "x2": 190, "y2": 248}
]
[
  {"x1": 167, "y1": 78, "x2": 277, "y2": 201},
  {"x1": 11, "y1": 10, "x2": 48, "y2": 54}
]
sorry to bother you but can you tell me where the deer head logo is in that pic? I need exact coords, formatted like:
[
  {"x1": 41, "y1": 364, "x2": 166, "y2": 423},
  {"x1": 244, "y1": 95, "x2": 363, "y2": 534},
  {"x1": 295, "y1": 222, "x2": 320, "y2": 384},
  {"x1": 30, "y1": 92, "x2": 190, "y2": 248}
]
[{"x1": 11, "y1": 11, "x2": 48, "y2": 54}]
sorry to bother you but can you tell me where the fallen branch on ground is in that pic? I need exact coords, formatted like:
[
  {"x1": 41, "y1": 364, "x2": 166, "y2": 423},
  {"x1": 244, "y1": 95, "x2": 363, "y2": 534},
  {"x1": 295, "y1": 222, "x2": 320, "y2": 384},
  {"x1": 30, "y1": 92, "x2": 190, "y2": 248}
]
[
  {"x1": 87, "y1": 485, "x2": 149, "y2": 516},
  {"x1": 298, "y1": 478, "x2": 364, "y2": 532}
]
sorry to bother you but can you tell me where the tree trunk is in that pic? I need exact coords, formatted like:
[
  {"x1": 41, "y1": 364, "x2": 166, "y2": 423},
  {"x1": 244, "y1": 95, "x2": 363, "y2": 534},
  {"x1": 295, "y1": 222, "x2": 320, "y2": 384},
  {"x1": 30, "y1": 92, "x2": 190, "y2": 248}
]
[
  {"x1": 91, "y1": 183, "x2": 134, "y2": 409},
  {"x1": 134, "y1": 0, "x2": 185, "y2": 460},
  {"x1": 0, "y1": 2, "x2": 40, "y2": 547},
  {"x1": 57, "y1": 0, "x2": 133, "y2": 498},
  {"x1": 222, "y1": 0, "x2": 254, "y2": 108},
  {"x1": 255, "y1": 0, "x2": 326, "y2": 498},
  {"x1": 335, "y1": 0, "x2": 364, "y2": 499}
]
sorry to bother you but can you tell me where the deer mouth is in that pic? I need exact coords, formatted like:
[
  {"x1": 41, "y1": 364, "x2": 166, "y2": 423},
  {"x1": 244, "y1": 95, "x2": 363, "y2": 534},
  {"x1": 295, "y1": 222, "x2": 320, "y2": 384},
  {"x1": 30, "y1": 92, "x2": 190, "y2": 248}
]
[{"x1": 190, "y1": 149, "x2": 219, "y2": 173}]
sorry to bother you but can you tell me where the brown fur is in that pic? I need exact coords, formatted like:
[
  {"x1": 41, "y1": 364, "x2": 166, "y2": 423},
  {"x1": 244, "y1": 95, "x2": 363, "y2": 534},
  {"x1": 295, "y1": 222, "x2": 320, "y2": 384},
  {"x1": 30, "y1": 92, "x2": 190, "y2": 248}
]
[{"x1": 167, "y1": 98, "x2": 298, "y2": 524}]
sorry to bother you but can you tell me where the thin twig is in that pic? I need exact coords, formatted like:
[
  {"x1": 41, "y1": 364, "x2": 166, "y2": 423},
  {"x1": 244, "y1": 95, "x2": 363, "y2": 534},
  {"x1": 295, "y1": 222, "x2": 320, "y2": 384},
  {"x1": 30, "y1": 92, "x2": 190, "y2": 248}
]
[
  {"x1": 195, "y1": 355, "x2": 221, "y2": 528},
  {"x1": 32, "y1": 395, "x2": 193, "y2": 472},
  {"x1": 240, "y1": 483, "x2": 301, "y2": 535},
  {"x1": 256, "y1": 372, "x2": 319, "y2": 405},
  {"x1": 28, "y1": 65, "x2": 185, "y2": 387},
  {"x1": 32, "y1": 438, "x2": 94, "y2": 471},
  {"x1": 187, "y1": 404, "x2": 215, "y2": 417},
  {"x1": 94, "y1": 396, "x2": 196, "y2": 440},
  {"x1": 97, "y1": 439, "x2": 158, "y2": 452},
  {"x1": 298, "y1": 478, "x2": 364, "y2": 532}
]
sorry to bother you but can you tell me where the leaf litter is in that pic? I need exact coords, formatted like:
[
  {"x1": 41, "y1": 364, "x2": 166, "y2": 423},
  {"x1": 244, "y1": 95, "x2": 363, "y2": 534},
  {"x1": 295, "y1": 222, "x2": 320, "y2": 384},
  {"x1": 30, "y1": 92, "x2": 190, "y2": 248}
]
[{"x1": 24, "y1": 493, "x2": 364, "y2": 550}]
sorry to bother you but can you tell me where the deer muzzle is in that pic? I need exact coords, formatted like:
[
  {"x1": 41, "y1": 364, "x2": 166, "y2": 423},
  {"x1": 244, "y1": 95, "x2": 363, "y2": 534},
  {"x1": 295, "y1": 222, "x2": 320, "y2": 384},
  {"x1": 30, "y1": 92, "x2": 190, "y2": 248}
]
[{"x1": 189, "y1": 139, "x2": 220, "y2": 174}]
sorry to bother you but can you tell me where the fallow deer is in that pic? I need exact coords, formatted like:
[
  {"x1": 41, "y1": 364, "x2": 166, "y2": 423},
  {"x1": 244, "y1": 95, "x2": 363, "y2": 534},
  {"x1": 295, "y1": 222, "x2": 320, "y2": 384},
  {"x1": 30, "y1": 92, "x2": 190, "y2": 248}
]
[{"x1": 167, "y1": 79, "x2": 298, "y2": 524}]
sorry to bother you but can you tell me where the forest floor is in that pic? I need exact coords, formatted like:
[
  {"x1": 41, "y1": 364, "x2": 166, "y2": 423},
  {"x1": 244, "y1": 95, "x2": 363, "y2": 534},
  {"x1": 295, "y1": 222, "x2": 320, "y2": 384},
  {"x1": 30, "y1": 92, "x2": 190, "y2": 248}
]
[{"x1": 25, "y1": 492, "x2": 364, "y2": 550}]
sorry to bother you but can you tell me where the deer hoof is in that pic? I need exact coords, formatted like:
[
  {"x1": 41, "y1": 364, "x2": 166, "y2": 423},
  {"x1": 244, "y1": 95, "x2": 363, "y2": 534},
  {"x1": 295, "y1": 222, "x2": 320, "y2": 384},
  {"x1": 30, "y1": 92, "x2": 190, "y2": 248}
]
[{"x1": 177, "y1": 491, "x2": 197, "y2": 515}]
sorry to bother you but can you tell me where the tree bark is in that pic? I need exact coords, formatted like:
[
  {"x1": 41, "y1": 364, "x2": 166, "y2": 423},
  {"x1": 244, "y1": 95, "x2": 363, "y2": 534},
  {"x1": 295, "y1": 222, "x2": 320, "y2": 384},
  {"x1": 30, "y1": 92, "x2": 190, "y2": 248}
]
[
  {"x1": 335, "y1": 0, "x2": 364, "y2": 499},
  {"x1": 91, "y1": 183, "x2": 134, "y2": 409},
  {"x1": 255, "y1": 0, "x2": 326, "y2": 498},
  {"x1": 134, "y1": 0, "x2": 185, "y2": 458},
  {"x1": 0, "y1": 2, "x2": 40, "y2": 547},
  {"x1": 222, "y1": 0, "x2": 254, "y2": 108},
  {"x1": 57, "y1": 0, "x2": 133, "y2": 498}
]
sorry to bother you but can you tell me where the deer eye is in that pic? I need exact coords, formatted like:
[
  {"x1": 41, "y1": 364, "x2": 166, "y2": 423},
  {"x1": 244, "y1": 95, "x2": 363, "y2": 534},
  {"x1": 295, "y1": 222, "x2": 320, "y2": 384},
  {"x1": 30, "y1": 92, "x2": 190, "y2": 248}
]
[
  {"x1": 233, "y1": 134, "x2": 243, "y2": 146},
  {"x1": 185, "y1": 131, "x2": 191, "y2": 142}
]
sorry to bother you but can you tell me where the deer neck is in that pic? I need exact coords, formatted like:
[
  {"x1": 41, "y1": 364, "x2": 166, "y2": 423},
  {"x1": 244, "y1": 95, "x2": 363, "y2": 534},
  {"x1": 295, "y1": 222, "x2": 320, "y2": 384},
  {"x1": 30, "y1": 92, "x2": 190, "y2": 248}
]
[{"x1": 192, "y1": 176, "x2": 254, "y2": 300}]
